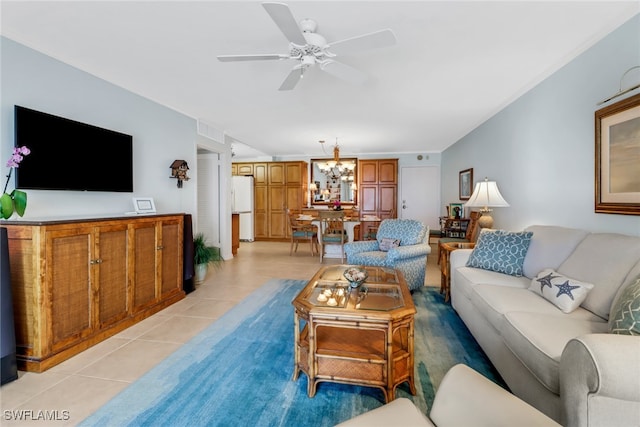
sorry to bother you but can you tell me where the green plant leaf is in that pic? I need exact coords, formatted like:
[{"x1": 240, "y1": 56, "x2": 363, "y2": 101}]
[
  {"x1": 0, "y1": 193, "x2": 14, "y2": 219},
  {"x1": 12, "y1": 190, "x2": 27, "y2": 216}
]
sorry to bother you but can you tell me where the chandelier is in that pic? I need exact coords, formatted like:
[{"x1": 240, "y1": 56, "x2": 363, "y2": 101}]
[{"x1": 317, "y1": 139, "x2": 356, "y2": 182}]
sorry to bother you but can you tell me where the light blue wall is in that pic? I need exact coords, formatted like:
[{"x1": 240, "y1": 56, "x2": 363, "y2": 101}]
[
  {"x1": 442, "y1": 14, "x2": 640, "y2": 236},
  {"x1": 1, "y1": 36, "x2": 207, "y2": 219}
]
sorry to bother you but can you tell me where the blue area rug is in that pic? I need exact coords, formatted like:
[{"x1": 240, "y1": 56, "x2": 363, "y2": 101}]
[{"x1": 80, "y1": 279, "x2": 503, "y2": 427}]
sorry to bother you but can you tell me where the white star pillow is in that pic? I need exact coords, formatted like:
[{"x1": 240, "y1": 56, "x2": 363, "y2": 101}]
[{"x1": 529, "y1": 269, "x2": 594, "y2": 313}]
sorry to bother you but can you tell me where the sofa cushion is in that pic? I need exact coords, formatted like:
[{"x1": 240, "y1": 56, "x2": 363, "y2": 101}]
[
  {"x1": 529, "y1": 269, "x2": 594, "y2": 314},
  {"x1": 502, "y1": 312, "x2": 608, "y2": 394},
  {"x1": 608, "y1": 275, "x2": 640, "y2": 335},
  {"x1": 466, "y1": 230, "x2": 533, "y2": 276},
  {"x1": 558, "y1": 233, "x2": 640, "y2": 319},
  {"x1": 453, "y1": 267, "x2": 530, "y2": 302},
  {"x1": 522, "y1": 226, "x2": 588, "y2": 279},
  {"x1": 469, "y1": 285, "x2": 601, "y2": 336},
  {"x1": 379, "y1": 237, "x2": 400, "y2": 251}
]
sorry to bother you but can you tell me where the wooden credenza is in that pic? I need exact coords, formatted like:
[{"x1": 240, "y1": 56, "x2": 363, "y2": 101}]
[{"x1": 3, "y1": 213, "x2": 185, "y2": 372}]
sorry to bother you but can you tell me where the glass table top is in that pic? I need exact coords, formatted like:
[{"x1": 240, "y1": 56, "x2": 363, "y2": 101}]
[{"x1": 305, "y1": 266, "x2": 405, "y2": 311}]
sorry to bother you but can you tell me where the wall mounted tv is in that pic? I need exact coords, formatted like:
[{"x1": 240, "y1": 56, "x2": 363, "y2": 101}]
[{"x1": 14, "y1": 105, "x2": 133, "y2": 192}]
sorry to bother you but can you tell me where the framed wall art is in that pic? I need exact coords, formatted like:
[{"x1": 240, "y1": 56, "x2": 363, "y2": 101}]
[
  {"x1": 459, "y1": 168, "x2": 473, "y2": 201},
  {"x1": 595, "y1": 93, "x2": 640, "y2": 215},
  {"x1": 133, "y1": 197, "x2": 156, "y2": 214}
]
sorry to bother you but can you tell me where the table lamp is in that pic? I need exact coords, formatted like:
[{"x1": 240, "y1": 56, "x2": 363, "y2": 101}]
[{"x1": 464, "y1": 177, "x2": 509, "y2": 229}]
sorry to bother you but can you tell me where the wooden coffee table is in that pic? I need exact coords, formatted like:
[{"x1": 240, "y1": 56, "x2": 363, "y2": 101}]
[{"x1": 292, "y1": 265, "x2": 416, "y2": 403}]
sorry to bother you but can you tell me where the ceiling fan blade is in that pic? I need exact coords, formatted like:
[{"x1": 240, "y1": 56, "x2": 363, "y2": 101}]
[
  {"x1": 278, "y1": 67, "x2": 303, "y2": 91},
  {"x1": 262, "y1": 2, "x2": 306, "y2": 46},
  {"x1": 320, "y1": 60, "x2": 368, "y2": 86},
  {"x1": 217, "y1": 54, "x2": 289, "y2": 62},
  {"x1": 327, "y1": 29, "x2": 397, "y2": 56}
]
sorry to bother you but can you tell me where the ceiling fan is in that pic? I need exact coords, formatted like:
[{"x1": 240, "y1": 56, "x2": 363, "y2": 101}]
[{"x1": 217, "y1": 2, "x2": 397, "y2": 91}]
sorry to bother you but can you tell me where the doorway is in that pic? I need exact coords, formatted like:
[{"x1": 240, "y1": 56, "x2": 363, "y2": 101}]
[{"x1": 399, "y1": 166, "x2": 441, "y2": 232}]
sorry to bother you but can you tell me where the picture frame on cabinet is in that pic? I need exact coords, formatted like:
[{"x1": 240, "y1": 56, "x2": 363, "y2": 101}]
[
  {"x1": 595, "y1": 93, "x2": 640, "y2": 215},
  {"x1": 459, "y1": 168, "x2": 473, "y2": 201},
  {"x1": 449, "y1": 203, "x2": 463, "y2": 219},
  {"x1": 133, "y1": 197, "x2": 156, "y2": 214}
]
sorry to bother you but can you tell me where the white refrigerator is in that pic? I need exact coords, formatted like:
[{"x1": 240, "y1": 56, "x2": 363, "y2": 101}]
[{"x1": 232, "y1": 176, "x2": 255, "y2": 241}]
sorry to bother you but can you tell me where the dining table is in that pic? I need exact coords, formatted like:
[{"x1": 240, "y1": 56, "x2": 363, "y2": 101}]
[{"x1": 301, "y1": 214, "x2": 381, "y2": 258}]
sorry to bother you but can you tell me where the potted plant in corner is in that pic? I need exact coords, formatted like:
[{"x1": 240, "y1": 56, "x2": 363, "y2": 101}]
[{"x1": 193, "y1": 232, "x2": 222, "y2": 284}]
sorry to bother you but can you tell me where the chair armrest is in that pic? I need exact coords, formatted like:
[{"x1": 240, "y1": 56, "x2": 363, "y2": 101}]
[
  {"x1": 560, "y1": 334, "x2": 640, "y2": 427},
  {"x1": 386, "y1": 243, "x2": 431, "y2": 262},
  {"x1": 344, "y1": 240, "x2": 379, "y2": 257},
  {"x1": 431, "y1": 364, "x2": 560, "y2": 427}
]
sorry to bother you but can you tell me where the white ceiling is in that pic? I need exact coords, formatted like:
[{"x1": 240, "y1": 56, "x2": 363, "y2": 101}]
[{"x1": 2, "y1": 1, "x2": 638, "y2": 159}]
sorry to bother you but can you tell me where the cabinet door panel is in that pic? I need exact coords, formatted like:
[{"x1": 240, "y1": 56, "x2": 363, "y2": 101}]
[
  {"x1": 160, "y1": 221, "x2": 182, "y2": 295},
  {"x1": 269, "y1": 186, "x2": 286, "y2": 238},
  {"x1": 359, "y1": 161, "x2": 378, "y2": 184},
  {"x1": 133, "y1": 225, "x2": 157, "y2": 309},
  {"x1": 378, "y1": 160, "x2": 398, "y2": 184},
  {"x1": 97, "y1": 226, "x2": 129, "y2": 327},
  {"x1": 286, "y1": 162, "x2": 303, "y2": 184},
  {"x1": 253, "y1": 163, "x2": 268, "y2": 184},
  {"x1": 360, "y1": 185, "x2": 378, "y2": 213},
  {"x1": 47, "y1": 230, "x2": 92, "y2": 351},
  {"x1": 254, "y1": 186, "x2": 268, "y2": 238},
  {"x1": 380, "y1": 185, "x2": 397, "y2": 217},
  {"x1": 286, "y1": 186, "x2": 302, "y2": 212},
  {"x1": 268, "y1": 163, "x2": 285, "y2": 185},
  {"x1": 237, "y1": 163, "x2": 253, "y2": 176}
]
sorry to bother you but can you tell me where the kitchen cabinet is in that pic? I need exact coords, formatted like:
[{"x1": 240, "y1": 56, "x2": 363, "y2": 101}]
[
  {"x1": 358, "y1": 159, "x2": 398, "y2": 220},
  {"x1": 233, "y1": 161, "x2": 308, "y2": 241}
]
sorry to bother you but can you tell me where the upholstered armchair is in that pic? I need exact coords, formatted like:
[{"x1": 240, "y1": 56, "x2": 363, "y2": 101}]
[{"x1": 344, "y1": 219, "x2": 431, "y2": 291}]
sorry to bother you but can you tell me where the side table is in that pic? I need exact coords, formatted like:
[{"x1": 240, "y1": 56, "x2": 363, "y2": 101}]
[{"x1": 439, "y1": 241, "x2": 475, "y2": 302}]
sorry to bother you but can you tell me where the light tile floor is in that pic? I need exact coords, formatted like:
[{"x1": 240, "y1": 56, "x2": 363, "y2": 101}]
[{"x1": 1, "y1": 241, "x2": 440, "y2": 426}]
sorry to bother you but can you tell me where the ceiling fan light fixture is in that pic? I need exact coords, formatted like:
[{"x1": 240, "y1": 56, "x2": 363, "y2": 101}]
[{"x1": 218, "y1": 2, "x2": 396, "y2": 91}]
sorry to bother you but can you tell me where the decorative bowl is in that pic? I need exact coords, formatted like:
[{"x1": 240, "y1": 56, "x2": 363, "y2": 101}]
[{"x1": 343, "y1": 267, "x2": 368, "y2": 288}]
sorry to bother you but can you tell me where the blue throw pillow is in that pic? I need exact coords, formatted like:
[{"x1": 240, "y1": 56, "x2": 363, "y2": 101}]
[{"x1": 466, "y1": 229, "x2": 533, "y2": 276}]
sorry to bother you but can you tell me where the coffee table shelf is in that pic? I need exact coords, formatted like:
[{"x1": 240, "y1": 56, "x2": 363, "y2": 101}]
[{"x1": 293, "y1": 265, "x2": 416, "y2": 403}]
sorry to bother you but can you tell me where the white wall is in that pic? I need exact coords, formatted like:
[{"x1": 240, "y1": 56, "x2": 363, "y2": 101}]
[
  {"x1": 441, "y1": 14, "x2": 640, "y2": 236},
  {"x1": 1, "y1": 36, "x2": 203, "y2": 220}
]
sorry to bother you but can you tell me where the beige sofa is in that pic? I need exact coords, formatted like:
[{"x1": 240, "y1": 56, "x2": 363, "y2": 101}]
[{"x1": 449, "y1": 225, "x2": 640, "y2": 427}]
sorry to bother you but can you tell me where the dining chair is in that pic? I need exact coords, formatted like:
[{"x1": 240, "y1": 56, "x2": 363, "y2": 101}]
[
  {"x1": 318, "y1": 210, "x2": 348, "y2": 263},
  {"x1": 287, "y1": 209, "x2": 318, "y2": 256}
]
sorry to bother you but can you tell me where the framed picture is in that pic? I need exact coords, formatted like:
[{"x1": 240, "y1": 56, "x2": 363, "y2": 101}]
[
  {"x1": 459, "y1": 168, "x2": 473, "y2": 200},
  {"x1": 595, "y1": 93, "x2": 640, "y2": 215},
  {"x1": 133, "y1": 197, "x2": 156, "y2": 214},
  {"x1": 449, "y1": 203, "x2": 464, "y2": 219}
]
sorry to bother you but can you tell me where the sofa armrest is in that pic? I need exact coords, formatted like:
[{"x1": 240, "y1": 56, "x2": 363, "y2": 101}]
[
  {"x1": 335, "y1": 397, "x2": 433, "y2": 427},
  {"x1": 430, "y1": 364, "x2": 560, "y2": 427},
  {"x1": 344, "y1": 240, "x2": 379, "y2": 257},
  {"x1": 449, "y1": 248, "x2": 472, "y2": 270},
  {"x1": 387, "y1": 243, "x2": 431, "y2": 262},
  {"x1": 560, "y1": 334, "x2": 640, "y2": 427}
]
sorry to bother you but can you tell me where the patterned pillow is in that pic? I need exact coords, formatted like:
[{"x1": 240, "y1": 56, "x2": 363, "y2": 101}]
[
  {"x1": 466, "y1": 229, "x2": 533, "y2": 276},
  {"x1": 608, "y1": 276, "x2": 640, "y2": 335},
  {"x1": 379, "y1": 238, "x2": 400, "y2": 252},
  {"x1": 529, "y1": 269, "x2": 594, "y2": 314}
]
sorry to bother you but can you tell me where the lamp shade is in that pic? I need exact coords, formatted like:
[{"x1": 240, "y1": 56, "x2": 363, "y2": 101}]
[{"x1": 464, "y1": 178, "x2": 510, "y2": 211}]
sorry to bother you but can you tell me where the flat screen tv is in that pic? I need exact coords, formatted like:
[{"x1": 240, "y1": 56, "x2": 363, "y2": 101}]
[{"x1": 14, "y1": 105, "x2": 134, "y2": 192}]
